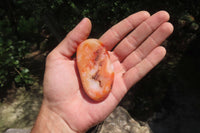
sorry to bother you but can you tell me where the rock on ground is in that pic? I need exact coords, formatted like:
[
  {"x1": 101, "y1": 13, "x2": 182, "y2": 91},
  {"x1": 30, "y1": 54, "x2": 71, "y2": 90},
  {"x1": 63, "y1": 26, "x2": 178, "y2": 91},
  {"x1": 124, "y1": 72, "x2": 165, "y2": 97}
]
[
  {"x1": 97, "y1": 106, "x2": 152, "y2": 133},
  {"x1": 4, "y1": 128, "x2": 31, "y2": 133}
]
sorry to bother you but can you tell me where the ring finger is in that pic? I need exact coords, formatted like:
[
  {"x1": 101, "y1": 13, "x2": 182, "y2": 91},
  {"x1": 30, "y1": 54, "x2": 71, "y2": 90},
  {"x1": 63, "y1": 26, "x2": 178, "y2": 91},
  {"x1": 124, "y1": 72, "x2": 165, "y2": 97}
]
[{"x1": 113, "y1": 11, "x2": 170, "y2": 61}]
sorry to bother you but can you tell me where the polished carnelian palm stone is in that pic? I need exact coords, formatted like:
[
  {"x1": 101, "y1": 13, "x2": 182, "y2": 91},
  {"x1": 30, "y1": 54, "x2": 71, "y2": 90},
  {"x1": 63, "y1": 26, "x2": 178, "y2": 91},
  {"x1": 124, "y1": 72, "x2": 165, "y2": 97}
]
[{"x1": 76, "y1": 39, "x2": 114, "y2": 101}]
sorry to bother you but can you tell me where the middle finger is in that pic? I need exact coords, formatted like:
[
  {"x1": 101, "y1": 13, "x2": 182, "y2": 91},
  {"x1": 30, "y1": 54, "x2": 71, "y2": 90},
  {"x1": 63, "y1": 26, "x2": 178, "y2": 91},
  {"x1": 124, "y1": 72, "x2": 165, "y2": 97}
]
[{"x1": 113, "y1": 11, "x2": 170, "y2": 61}]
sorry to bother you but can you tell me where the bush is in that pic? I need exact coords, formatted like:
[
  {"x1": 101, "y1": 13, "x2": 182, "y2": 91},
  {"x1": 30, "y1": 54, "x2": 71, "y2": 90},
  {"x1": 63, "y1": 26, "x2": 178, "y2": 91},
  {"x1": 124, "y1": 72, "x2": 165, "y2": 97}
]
[{"x1": 0, "y1": 13, "x2": 34, "y2": 89}]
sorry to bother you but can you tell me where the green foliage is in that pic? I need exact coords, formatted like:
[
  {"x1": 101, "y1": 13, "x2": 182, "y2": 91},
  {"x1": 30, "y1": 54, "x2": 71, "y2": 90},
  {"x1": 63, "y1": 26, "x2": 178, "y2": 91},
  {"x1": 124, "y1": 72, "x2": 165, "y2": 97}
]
[
  {"x1": 17, "y1": 16, "x2": 38, "y2": 35},
  {"x1": 0, "y1": 34, "x2": 33, "y2": 88},
  {"x1": 0, "y1": 4, "x2": 35, "y2": 89}
]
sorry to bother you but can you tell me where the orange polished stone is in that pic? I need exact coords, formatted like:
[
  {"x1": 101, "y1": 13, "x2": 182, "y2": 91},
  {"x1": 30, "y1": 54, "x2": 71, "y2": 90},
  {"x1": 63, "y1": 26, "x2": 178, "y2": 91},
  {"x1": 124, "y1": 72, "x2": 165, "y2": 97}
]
[{"x1": 76, "y1": 39, "x2": 114, "y2": 101}]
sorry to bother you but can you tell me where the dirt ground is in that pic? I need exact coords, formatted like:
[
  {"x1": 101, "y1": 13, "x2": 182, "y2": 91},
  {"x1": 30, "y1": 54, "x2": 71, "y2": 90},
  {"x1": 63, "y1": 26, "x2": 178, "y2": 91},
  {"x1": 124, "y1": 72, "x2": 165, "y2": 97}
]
[{"x1": 0, "y1": 83, "x2": 43, "y2": 132}]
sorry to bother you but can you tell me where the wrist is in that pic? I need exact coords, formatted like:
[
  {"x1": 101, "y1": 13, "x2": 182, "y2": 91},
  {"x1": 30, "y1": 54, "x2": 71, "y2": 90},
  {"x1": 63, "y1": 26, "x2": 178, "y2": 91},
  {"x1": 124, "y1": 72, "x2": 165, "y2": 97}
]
[{"x1": 31, "y1": 101, "x2": 78, "y2": 133}]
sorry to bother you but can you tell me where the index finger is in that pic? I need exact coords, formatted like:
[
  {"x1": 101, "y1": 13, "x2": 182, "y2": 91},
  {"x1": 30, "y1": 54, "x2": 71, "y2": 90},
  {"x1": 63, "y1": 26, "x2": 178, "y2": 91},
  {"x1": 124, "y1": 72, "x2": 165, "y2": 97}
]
[{"x1": 99, "y1": 11, "x2": 150, "y2": 51}]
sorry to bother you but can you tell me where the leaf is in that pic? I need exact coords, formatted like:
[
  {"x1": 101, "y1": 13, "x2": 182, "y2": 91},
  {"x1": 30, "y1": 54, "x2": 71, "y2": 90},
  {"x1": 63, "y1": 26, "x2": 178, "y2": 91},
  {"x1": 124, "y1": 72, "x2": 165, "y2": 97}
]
[
  {"x1": 22, "y1": 68, "x2": 29, "y2": 74},
  {"x1": 14, "y1": 60, "x2": 19, "y2": 65},
  {"x1": 14, "y1": 75, "x2": 21, "y2": 83}
]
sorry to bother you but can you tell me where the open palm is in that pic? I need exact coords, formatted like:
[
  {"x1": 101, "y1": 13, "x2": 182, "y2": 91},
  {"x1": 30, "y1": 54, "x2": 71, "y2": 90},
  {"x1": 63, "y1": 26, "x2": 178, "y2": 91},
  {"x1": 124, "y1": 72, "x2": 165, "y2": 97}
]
[{"x1": 42, "y1": 11, "x2": 173, "y2": 132}]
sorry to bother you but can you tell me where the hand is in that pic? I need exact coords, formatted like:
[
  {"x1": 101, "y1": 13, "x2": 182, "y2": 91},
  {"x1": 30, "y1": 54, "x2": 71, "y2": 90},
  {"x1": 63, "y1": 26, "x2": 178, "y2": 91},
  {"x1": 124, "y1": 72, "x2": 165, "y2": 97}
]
[{"x1": 31, "y1": 11, "x2": 173, "y2": 133}]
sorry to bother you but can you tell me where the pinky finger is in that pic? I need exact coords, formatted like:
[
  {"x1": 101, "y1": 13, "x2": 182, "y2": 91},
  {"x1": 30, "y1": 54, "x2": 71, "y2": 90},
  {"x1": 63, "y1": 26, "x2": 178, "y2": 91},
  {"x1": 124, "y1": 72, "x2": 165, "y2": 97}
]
[{"x1": 123, "y1": 46, "x2": 166, "y2": 89}]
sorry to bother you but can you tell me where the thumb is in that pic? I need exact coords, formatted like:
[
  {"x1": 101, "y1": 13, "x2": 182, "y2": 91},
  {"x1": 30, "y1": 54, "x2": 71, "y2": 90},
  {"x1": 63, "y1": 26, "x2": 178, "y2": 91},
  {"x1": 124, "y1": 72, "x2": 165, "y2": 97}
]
[{"x1": 55, "y1": 18, "x2": 92, "y2": 59}]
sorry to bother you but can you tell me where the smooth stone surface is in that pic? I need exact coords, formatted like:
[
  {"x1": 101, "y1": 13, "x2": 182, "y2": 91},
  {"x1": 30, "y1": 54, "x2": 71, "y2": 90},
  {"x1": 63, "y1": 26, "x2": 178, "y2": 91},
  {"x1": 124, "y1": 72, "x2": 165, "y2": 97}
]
[{"x1": 77, "y1": 39, "x2": 114, "y2": 101}]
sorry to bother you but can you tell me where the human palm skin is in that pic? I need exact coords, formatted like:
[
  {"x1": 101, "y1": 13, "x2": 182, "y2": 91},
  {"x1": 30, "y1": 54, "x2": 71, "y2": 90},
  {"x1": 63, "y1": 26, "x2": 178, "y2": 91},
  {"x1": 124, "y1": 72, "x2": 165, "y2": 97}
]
[{"x1": 32, "y1": 11, "x2": 173, "y2": 133}]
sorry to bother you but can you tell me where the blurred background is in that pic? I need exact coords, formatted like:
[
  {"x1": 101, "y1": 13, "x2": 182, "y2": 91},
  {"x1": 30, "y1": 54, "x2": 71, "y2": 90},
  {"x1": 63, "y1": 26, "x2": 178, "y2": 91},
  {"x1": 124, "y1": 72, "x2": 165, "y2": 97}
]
[{"x1": 0, "y1": 0, "x2": 200, "y2": 132}]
